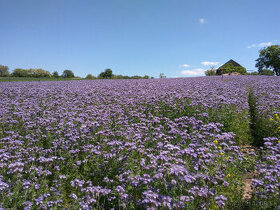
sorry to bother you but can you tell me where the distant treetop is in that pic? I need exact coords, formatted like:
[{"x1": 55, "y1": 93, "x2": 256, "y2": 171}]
[
  {"x1": 62, "y1": 70, "x2": 75, "y2": 78},
  {"x1": 0, "y1": 65, "x2": 10, "y2": 77}
]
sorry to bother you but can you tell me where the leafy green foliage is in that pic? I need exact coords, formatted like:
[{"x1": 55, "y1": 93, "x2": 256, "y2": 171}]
[
  {"x1": 62, "y1": 70, "x2": 75, "y2": 78},
  {"x1": 247, "y1": 89, "x2": 276, "y2": 147},
  {"x1": 205, "y1": 69, "x2": 216, "y2": 76},
  {"x1": 12, "y1": 68, "x2": 51, "y2": 77},
  {"x1": 0, "y1": 65, "x2": 10, "y2": 77},
  {"x1": 85, "y1": 74, "x2": 96, "y2": 79},
  {"x1": 256, "y1": 45, "x2": 280, "y2": 76},
  {"x1": 11, "y1": 68, "x2": 28, "y2": 77},
  {"x1": 248, "y1": 90, "x2": 264, "y2": 147},
  {"x1": 219, "y1": 63, "x2": 247, "y2": 75},
  {"x1": 248, "y1": 72, "x2": 259, "y2": 75},
  {"x1": 259, "y1": 69, "x2": 274, "y2": 76},
  {"x1": 98, "y1": 69, "x2": 113, "y2": 79},
  {"x1": 52, "y1": 71, "x2": 59, "y2": 78},
  {"x1": 111, "y1": 74, "x2": 149, "y2": 79},
  {"x1": 0, "y1": 77, "x2": 82, "y2": 82}
]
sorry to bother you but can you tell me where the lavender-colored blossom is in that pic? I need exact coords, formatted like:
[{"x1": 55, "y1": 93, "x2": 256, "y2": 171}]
[{"x1": 1, "y1": 76, "x2": 273, "y2": 209}]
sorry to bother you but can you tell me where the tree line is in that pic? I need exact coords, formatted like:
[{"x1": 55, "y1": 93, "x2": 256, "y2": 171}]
[
  {"x1": 0, "y1": 67, "x2": 76, "y2": 78},
  {"x1": 0, "y1": 67, "x2": 150, "y2": 79},
  {"x1": 85, "y1": 69, "x2": 149, "y2": 79},
  {"x1": 205, "y1": 44, "x2": 280, "y2": 76}
]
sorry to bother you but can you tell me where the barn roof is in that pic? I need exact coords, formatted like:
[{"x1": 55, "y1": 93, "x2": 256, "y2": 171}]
[{"x1": 218, "y1": 59, "x2": 243, "y2": 69}]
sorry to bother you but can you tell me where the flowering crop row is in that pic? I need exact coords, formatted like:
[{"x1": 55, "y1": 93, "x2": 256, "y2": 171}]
[
  {"x1": 247, "y1": 77, "x2": 280, "y2": 208},
  {"x1": 0, "y1": 76, "x2": 279, "y2": 209}
]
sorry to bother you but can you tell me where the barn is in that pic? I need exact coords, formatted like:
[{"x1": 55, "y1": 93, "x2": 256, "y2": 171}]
[{"x1": 216, "y1": 59, "x2": 245, "y2": 75}]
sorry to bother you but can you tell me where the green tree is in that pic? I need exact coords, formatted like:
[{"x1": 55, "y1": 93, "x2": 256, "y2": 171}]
[
  {"x1": 62, "y1": 70, "x2": 75, "y2": 78},
  {"x1": 85, "y1": 74, "x2": 96, "y2": 79},
  {"x1": 248, "y1": 71, "x2": 259, "y2": 75},
  {"x1": 11, "y1": 68, "x2": 51, "y2": 77},
  {"x1": 0, "y1": 65, "x2": 10, "y2": 77},
  {"x1": 256, "y1": 45, "x2": 280, "y2": 76},
  {"x1": 28, "y1": 69, "x2": 51, "y2": 77},
  {"x1": 12, "y1": 68, "x2": 28, "y2": 77},
  {"x1": 98, "y1": 69, "x2": 113, "y2": 79},
  {"x1": 259, "y1": 69, "x2": 274, "y2": 76},
  {"x1": 52, "y1": 71, "x2": 59, "y2": 78},
  {"x1": 205, "y1": 66, "x2": 216, "y2": 76}
]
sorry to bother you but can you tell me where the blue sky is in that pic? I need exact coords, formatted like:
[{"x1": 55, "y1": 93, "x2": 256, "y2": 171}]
[{"x1": 0, "y1": 0, "x2": 279, "y2": 78}]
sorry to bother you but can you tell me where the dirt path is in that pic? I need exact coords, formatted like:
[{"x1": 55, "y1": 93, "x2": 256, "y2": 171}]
[
  {"x1": 240, "y1": 145, "x2": 258, "y2": 200},
  {"x1": 242, "y1": 172, "x2": 254, "y2": 199}
]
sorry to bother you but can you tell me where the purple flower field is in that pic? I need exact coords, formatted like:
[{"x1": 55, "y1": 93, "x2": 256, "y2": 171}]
[{"x1": 0, "y1": 76, "x2": 279, "y2": 209}]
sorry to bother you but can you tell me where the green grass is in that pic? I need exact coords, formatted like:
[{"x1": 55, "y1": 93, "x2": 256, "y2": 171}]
[{"x1": 0, "y1": 77, "x2": 84, "y2": 82}]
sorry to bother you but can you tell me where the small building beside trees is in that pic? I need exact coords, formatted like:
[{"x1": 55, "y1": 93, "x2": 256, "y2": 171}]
[{"x1": 216, "y1": 59, "x2": 247, "y2": 75}]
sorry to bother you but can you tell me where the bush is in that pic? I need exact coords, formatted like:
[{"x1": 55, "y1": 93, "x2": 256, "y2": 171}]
[
  {"x1": 111, "y1": 74, "x2": 150, "y2": 79},
  {"x1": 29, "y1": 69, "x2": 51, "y2": 78},
  {"x1": 85, "y1": 74, "x2": 96, "y2": 79},
  {"x1": 62, "y1": 70, "x2": 75, "y2": 78},
  {"x1": 205, "y1": 69, "x2": 216, "y2": 76},
  {"x1": 260, "y1": 69, "x2": 274, "y2": 76},
  {"x1": 11, "y1": 68, "x2": 51, "y2": 77},
  {"x1": 248, "y1": 72, "x2": 259, "y2": 75},
  {"x1": 12, "y1": 68, "x2": 28, "y2": 77},
  {"x1": 52, "y1": 71, "x2": 59, "y2": 78},
  {"x1": 98, "y1": 69, "x2": 113, "y2": 79}
]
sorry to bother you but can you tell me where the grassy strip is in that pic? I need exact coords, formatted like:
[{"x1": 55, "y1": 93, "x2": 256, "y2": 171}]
[
  {"x1": 0, "y1": 77, "x2": 84, "y2": 82},
  {"x1": 247, "y1": 89, "x2": 278, "y2": 147},
  {"x1": 248, "y1": 89, "x2": 264, "y2": 147}
]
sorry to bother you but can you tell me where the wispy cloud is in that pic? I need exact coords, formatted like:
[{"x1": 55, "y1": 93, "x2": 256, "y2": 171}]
[
  {"x1": 181, "y1": 68, "x2": 204, "y2": 76},
  {"x1": 247, "y1": 44, "x2": 257, "y2": 49},
  {"x1": 247, "y1": 41, "x2": 273, "y2": 48},
  {"x1": 201, "y1": 61, "x2": 219, "y2": 66},
  {"x1": 199, "y1": 18, "x2": 205, "y2": 24},
  {"x1": 258, "y1": 42, "x2": 273, "y2": 47},
  {"x1": 180, "y1": 64, "x2": 190, "y2": 68}
]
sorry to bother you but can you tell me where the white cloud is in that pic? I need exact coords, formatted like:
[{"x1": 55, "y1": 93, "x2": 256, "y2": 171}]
[
  {"x1": 181, "y1": 68, "x2": 205, "y2": 76},
  {"x1": 199, "y1": 18, "x2": 205, "y2": 24},
  {"x1": 247, "y1": 44, "x2": 257, "y2": 49},
  {"x1": 201, "y1": 61, "x2": 219, "y2": 66},
  {"x1": 247, "y1": 41, "x2": 273, "y2": 48},
  {"x1": 180, "y1": 64, "x2": 190, "y2": 68},
  {"x1": 258, "y1": 42, "x2": 273, "y2": 47}
]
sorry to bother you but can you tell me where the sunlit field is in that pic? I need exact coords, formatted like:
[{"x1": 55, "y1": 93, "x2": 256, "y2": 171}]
[{"x1": 0, "y1": 76, "x2": 279, "y2": 209}]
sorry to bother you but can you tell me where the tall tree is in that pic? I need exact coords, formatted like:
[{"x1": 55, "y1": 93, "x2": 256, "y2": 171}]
[
  {"x1": 85, "y1": 74, "x2": 96, "y2": 79},
  {"x1": 28, "y1": 69, "x2": 51, "y2": 77},
  {"x1": 52, "y1": 71, "x2": 59, "y2": 78},
  {"x1": 256, "y1": 45, "x2": 280, "y2": 76},
  {"x1": 12, "y1": 68, "x2": 28, "y2": 77},
  {"x1": 0, "y1": 65, "x2": 10, "y2": 77},
  {"x1": 98, "y1": 69, "x2": 113, "y2": 79},
  {"x1": 62, "y1": 70, "x2": 75, "y2": 78}
]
